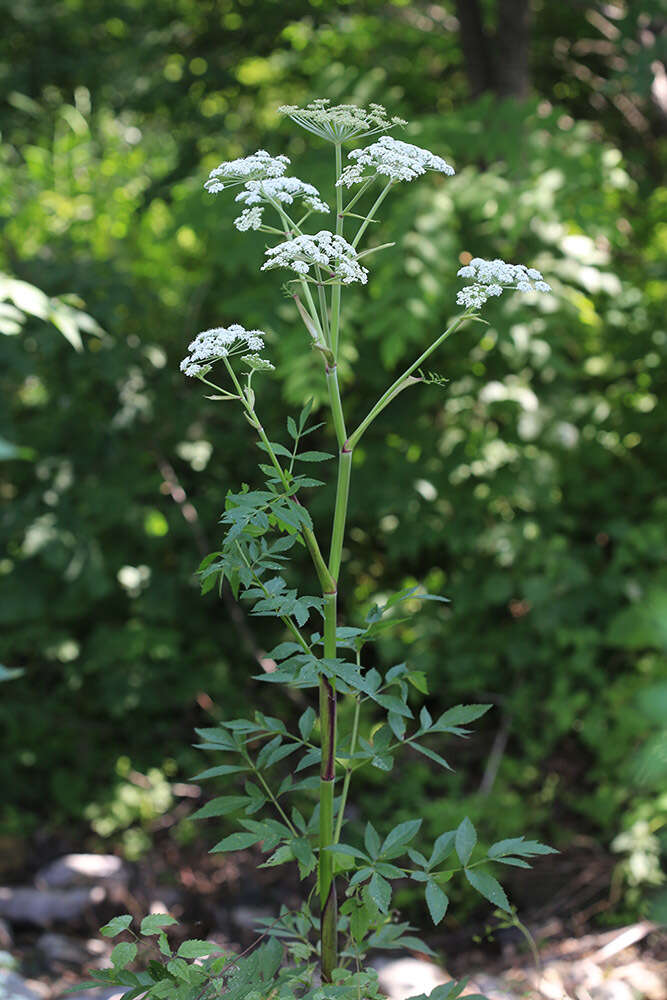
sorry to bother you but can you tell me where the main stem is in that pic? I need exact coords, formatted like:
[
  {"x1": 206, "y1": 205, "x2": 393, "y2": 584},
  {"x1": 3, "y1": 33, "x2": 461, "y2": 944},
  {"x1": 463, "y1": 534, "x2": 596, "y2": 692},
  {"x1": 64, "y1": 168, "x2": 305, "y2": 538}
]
[{"x1": 319, "y1": 142, "x2": 349, "y2": 982}]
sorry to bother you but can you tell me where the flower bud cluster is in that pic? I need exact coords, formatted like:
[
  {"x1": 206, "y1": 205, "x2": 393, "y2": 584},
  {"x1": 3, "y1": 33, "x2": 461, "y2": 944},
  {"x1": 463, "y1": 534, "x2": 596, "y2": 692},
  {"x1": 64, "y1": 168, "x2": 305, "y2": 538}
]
[
  {"x1": 337, "y1": 136, "x2": 455, "y2": 187},
  {"x1": 278, "y1": 99, "x2": 407, "y2": 144},
  {"x1": 233, "y1": 177, "x2": 329, "y2": 231},
  {"x1": 456, "y1": 258, "x2": 552, "y2": 309},
  {"x1": 261, "y1": 231, "x2": 368, "y2": 285},
  {"x1": 204, "y1": 151, "x2": 290, "y2": 194},
  {"x1": 180, "y1": 325, "x2": 272, "y2": 377}
]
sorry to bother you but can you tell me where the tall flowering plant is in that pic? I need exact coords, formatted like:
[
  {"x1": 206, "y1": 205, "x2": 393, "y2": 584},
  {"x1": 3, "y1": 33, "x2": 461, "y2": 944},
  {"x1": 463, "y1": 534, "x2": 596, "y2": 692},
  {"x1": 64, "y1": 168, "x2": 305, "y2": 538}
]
[{"x1": 87, "y1": 100, "x2": 555, "y2": 1000}]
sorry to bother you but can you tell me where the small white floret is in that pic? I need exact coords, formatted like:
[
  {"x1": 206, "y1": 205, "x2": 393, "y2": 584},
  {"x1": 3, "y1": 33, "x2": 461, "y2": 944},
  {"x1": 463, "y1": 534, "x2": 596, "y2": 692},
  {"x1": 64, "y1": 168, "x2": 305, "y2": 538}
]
[
  {"x1": 456, "y1": 258, "x2": 551, "y2": 309},
  {"x1": 337, "y1": 135, "x2": 455, "y2": 187},
  {"x1": 180, "y1": 324, "x2": 272, "y2": 378},
  {"x1": 261, "y1": 230, "x2": 369, "y2": 285}
]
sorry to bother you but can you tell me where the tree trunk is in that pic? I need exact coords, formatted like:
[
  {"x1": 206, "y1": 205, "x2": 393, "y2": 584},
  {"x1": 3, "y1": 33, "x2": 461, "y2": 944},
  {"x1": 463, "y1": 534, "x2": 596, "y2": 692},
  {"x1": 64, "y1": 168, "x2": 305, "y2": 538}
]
[
  {"x1": 455, "y1": 0, "x2": 532, "y2": 99},
  {"x1": 495, "y1": 0, "x2": 532, "y2": 98}
]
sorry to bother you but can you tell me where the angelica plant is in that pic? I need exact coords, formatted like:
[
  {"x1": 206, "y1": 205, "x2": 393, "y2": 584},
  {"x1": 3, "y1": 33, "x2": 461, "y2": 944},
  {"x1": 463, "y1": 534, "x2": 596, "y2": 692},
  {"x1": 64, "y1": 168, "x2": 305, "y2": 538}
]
[{"x1": 85, "y1": 99, "x2": 555, "y2": 1000}]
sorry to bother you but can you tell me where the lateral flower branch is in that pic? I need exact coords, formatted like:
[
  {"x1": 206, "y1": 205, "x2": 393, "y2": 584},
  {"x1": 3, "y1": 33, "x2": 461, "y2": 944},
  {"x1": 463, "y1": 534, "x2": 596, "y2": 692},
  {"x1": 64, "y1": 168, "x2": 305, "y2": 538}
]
[{"x1": 86, "y1": 101, "x2": 555, "y2": 1000}]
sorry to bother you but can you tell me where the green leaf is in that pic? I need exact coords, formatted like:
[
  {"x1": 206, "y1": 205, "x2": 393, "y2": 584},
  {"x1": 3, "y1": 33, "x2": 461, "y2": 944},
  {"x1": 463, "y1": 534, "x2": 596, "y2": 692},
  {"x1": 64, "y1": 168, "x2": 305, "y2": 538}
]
[
  {"x1": 100, "y1": 915, "x2": 133, "y2": 937},
  {"x1": 287, "y1": 415, "x2": 298, "y2": 440},
  {"x1": 430, "y1": 830, "x2": 456, "y2": 869},
  {"x1": 190, "y1": 795, "x2": 248, "y2": 820},
  {"x1": 464, "y1": 868, "x2": 511, "y2": 913},
  {"x1": 176, "y1": 940, "x2": 220, "y2": 959},
  {"x1": 455, "y1": 817, "x2": 477, "y2": 866},
  {"x1": 294, "y1": 450, "x2": 334, "y2": 462},
  {"x1": 432, "y1": 704, "x2": 492, "y2": 732},
  {"x1": 298, "y1": 398, "x2": 313, "y2": 431},
  {"x1": 326, "y1": 843, "x2": 370, "y2": 861},
  {"x1": 298, "y1": 706, "x2": 316, "y2": 740},
  {"x1": 425, "y1": 880, "x2": 449, "y2": 925},
  {"x1": 140, "y1": 914, "x2": 178, "y2": 935},
  {"x1": 111, "y1": 942, "x2": 137, "y2": 968},
  {"x1": 211, "y1": 831, "x2": 261, "y2": 853},
  {"x1": 349, "y1": 900, "x2": 373, "y2": 943},
  {"x1": 381, "y1": 819, "x2": 422, "y2": 857},
  {"x1": 487, "y1": 837, "x2": 557, "y2": 859},
  {"x1": 157, "y1": 932, "x2": 171, "y2": 957},
  {"x1": 364, "y1": 822, "x2": 381, "y2": 858},
  {"x1": 190, "y1": 764, "x2": 248, "y2": 781},
  {"x1": 367, "y1": 872, "x2": 392, "y2": 913},
  {"x1": 406, "y1": 670, "x2": 429, "y2": 694},
  {"x1": 412, "y1": 742, "x2": 452, "y2": 770}
]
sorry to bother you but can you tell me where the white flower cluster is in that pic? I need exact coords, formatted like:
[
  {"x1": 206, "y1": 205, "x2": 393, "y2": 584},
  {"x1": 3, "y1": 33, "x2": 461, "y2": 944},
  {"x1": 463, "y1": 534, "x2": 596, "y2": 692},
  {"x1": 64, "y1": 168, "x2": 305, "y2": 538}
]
[
  {"x1": 204, "y1": 150, "x2": 290, "y2": 194},
  {"x1": 261, "y1": 230, "x2": 368, "y2": 284},
  {"x1": 337, "y1": 135, "x2": 455, "y2": 187},
  {"x1": 233, "y1": 177, "x2": 329, "y2": 231},
  {"x1": 279, "y1": 99, "x2": 407, "y2": 144},
  {"x1": 456, "y1": 258, "x2": 552, "y2": 309},
  {"x1": 180, "y1": 325, "x2": 272, "y2": 377}
]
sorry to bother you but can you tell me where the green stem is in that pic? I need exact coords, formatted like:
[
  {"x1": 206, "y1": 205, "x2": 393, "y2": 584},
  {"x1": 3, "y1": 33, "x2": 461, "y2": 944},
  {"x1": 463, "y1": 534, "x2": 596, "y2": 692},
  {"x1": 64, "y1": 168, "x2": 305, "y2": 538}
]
[
  {"x1": 319, "y1": 591, "x2": 338, "y2": 982},
  {"x1": 334, "y1": 689, "x2": 361, "y2": 844},
  {"x1": 330, "y1": 143, "x2": 344, "y2": 357},
  {"x1": 329, "y1": 448, "x2": 352, "y2": 582},
  {"x1": 225, "y1": 357, "x2": 334, "y2": 593},
  {"x1": 347, "y1": 312, "x2": 471, "y2": 450},
  {"x1": 351, "y1": 181, "x2": 394, "y2": 249},
  {"x1": 250, "y1": 759, "x2": 299, "y2": 836}
]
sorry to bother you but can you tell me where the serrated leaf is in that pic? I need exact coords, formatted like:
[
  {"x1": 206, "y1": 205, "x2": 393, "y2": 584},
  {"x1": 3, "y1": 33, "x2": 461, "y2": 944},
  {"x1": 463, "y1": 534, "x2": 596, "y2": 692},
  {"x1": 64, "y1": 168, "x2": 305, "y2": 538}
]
[
  {"x1": 140, "y1": 914, "x2": 178, "y2": 935},
  {"x1": 488, "y1": 837, "x2": 557, "y2": 859},
  {"x1": 350, "y1": 900, "x2": 372, "y2": 943},
  {"x1": 455, "y1": 817, "x2": 477, "y2": 866},
  {"x1": 464, "y1": 868, "x2": 511, "y2": 913},
  {"x1": 364, "y1": 822, "x2": 381, "y2": 858},
  {"x1": 176, "y1": 940, "x2": 219, "y2": 959},
  {"x1": 367, "y1": 872, "x2": 391, "y2": 913},
  {"x1": 100, "y1": 915, "x2": 133, "y2": 937},
  {"x1": 294, "y1": 450, "x2": 334, "y2": 462},
  {"x1": 210, "y1": 831, "x2": 260, "y2": 853},
  {"x1": 325, "y1": 843, "x2": 370, "y2": 861},
  {"x1": 111, "y1": 942, "x2": 137, "y2": 968},
  {"x1": 190, "y1": 795, "x2": 248, "y2": 820},
  {"x1": 433, "y1": 704, "x2": 492, "y2": 729},
  {"x1": 381, "y1": 818, "x2": 422, "y2": 856},
  {"x1": 412, "y1": 742, "x2": 452, "y2": 770},
  {"x1": 425, "y1": 880, "x2": 449, "y2": 925},
  {"x1": 298, "y1": 706, "x2": 316, "y2": 740},
  {"x1": 430, "y1": 830, "x2": 456, "y2": 869},
  {"x1": 190, "y1": 764, "x2": 247, "y2": 781},
  {"x1": 157, "y1": 932, "x2": 171, "y2": 957}
]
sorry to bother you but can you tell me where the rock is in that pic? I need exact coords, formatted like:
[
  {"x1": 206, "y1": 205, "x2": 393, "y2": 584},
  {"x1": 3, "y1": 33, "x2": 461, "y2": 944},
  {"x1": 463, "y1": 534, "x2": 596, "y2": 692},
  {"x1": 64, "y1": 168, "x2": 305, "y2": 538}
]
[
  {"x1": 0, "y1": 887, "x2": 105, "y2": 927},
  {"x1": 0, "y1": 969, "x2": 42, "y2": 1000},
  {"x1": 35, "y1": 856, "x2": 129, "y2": 895},
  {"x1": 36, "y1": 932, "x2": 90, "y2": 966},
  {"x1": 375, "y1": 957, "x2": 447, "y2": 999}
]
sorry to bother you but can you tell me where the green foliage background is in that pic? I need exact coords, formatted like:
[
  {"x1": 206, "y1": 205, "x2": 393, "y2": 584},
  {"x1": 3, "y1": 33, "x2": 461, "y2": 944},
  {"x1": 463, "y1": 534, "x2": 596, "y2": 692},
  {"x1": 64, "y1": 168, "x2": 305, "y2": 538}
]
[{"x1": 1, "y1": 0, "x2": 665, "y2": 920}]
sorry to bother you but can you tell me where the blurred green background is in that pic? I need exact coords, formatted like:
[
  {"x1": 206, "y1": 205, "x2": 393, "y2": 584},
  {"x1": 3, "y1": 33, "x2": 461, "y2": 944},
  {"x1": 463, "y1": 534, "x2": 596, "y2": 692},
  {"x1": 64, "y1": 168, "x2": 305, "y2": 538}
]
[{"x1": 1, "y1": 0, "x2": 665, "y2": 927}]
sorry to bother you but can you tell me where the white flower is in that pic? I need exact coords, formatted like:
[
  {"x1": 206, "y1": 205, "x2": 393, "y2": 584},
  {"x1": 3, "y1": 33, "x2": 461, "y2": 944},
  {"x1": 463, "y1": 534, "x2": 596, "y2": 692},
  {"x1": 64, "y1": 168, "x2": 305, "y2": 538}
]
[
  {"x1": 456, "y1": 258, "x2": 551, "y2": 309},
  {"x1": 180, "y1": 324, "x2": 270, "y2": 377},
  {"x1": 232, "y1": 177, "x2": 329, "y2": 230},
  {"x1": 204, "y1": 150, "x2": 290, "y2": 193},
  {"x1": 236, "y1": 177, "x2": 329, "y2": 213},
  {"x1": 337, "y1": 135, "x2": 455, "y2": 187},
  {"x1": 279, "y1": 99, "x2": 407, "y2": 144},
  {"x1": 242, "y1": 354, "x2": 275, "y2": 372},
  {"x1": 234, "y1": 207, "x2": 264, "y2": 231},
  {"x1": 261, "y1": 230, "x2": 368, "y2": 285}
]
